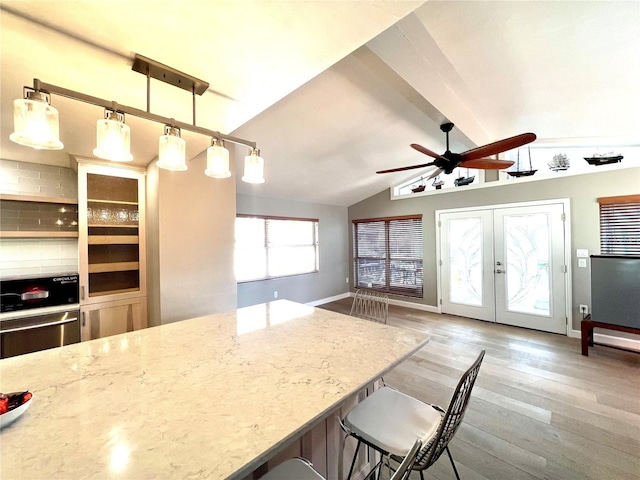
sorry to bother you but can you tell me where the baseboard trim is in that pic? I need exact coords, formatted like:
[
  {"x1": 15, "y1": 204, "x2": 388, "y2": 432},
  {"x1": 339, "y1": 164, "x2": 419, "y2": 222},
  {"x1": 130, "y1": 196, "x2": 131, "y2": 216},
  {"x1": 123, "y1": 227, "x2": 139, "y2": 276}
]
[
  {"x1": 387, "y1": 297, "x2": 439, "y2": 313},
  {"x1": 339, "y1": 291, "x2": 439, "y2": 313},
  {"x1": 570, "y1": 328, "x2": 640, "y2": 353},
  {"x1": 307, "y1": 292, "x2": 350, "y2": 307}
]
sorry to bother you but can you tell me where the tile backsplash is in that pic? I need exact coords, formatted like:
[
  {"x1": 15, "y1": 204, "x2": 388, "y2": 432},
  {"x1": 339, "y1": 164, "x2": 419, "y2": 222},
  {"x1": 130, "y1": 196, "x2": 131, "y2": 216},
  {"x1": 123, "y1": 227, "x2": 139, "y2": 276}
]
[
  {"x1": 0, "y1": 160, "x2": 79, "y2": 278},
  {"x1": 0, "y1": 159, "x2": 77, "y2": 198},
  {"x1": 0, "y1": 238, "x2": 79, "y2": 278}
]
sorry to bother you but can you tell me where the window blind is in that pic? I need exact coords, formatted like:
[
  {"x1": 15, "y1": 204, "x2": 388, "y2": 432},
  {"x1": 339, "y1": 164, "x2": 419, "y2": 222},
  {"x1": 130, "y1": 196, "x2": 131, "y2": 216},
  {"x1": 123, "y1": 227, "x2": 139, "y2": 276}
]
[
  {"x1": 598, "y1": 195, "x2": 640, "y2": 256},
  {"x1": 353, "y1": 215, "x2": 423, "y2": 297},
  {"x1": 236, "y1": 215, "x2": 319, "y2": 282}
]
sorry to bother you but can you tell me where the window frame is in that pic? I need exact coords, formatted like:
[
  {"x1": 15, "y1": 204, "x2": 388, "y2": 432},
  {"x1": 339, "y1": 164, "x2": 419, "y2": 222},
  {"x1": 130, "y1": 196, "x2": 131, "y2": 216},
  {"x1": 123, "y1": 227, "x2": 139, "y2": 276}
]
[
  {"x1": 352, "y1": 214, "x2": 423, "y2": 298},
  {"x1": 598, "y1": 194, "x2": 640, "y2": 256},
  {"x1": 235, "y1": 214, "x2": 319, "y2": 283}
]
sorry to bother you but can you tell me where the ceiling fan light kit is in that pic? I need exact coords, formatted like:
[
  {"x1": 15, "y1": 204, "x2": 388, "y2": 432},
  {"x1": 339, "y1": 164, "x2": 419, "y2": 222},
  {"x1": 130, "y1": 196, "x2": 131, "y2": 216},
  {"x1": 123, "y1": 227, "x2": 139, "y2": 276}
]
[{"x1": 10, "y1": 54, "x2": 265, "y2": 183}]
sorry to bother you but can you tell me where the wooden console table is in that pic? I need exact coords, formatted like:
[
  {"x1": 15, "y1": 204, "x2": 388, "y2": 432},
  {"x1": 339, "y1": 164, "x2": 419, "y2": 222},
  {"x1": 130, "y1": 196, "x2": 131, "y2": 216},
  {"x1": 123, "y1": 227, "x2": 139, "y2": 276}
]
[{"x1": 581, "y1": 315, "x2": 640, "y2": 356}]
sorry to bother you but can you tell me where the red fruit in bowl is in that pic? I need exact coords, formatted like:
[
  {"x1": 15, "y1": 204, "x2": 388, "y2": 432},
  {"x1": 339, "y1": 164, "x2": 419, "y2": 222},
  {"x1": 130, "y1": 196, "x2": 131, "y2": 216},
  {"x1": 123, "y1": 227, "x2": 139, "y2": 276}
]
[{"x1": 0, "y1": 394, "x2": 7, "y2": 415}]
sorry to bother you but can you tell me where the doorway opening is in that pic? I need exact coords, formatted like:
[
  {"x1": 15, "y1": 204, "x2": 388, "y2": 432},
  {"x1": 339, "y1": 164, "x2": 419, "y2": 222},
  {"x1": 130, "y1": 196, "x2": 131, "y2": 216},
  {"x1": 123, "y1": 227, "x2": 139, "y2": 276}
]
[{"x1": 436, "y1": 200, "x2": 571, "y2": 334}]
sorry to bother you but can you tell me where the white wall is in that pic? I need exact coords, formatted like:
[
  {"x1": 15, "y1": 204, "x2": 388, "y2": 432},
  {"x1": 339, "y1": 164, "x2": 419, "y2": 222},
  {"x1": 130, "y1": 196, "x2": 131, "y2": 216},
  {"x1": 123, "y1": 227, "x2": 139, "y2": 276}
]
[
  {"x1": 147, "y1": 158, "x2": 237, "y2": 325},
  {"x1": 236, "y1": 194, "x2": 349, "y2": 307}
]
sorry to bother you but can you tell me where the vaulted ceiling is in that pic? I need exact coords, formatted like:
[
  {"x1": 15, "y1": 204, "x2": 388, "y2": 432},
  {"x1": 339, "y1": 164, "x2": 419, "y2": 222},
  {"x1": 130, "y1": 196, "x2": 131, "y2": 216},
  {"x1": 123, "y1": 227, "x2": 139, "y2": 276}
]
[{"x1": 1, "y1": 1, "x2": 638, "y2": 206}]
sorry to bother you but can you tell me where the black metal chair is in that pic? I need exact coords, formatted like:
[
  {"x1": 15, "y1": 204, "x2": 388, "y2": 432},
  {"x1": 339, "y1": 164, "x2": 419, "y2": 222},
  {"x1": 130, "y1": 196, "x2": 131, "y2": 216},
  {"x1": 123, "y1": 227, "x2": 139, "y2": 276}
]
[{"x1": 341, "y1": 349, "x2": 485, "y2": 480}]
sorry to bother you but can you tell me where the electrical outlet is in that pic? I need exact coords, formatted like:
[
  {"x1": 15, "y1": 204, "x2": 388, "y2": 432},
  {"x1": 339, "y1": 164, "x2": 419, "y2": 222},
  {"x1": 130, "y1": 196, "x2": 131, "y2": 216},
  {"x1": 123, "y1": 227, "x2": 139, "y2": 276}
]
[
  {"x1": 580, "y1": 304, "x2": 588, "y2": 314},
  {"x1": 346, "y1": 277, "x2": 349, "y2": 284},
  {"x1": 274, "y1": 291, "x2": 278, "y2": 299}
]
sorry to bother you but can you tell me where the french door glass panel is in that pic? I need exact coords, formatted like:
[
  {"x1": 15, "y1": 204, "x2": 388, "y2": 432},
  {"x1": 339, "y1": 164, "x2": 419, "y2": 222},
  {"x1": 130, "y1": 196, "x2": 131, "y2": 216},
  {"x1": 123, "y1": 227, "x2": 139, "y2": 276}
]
[
  {"x1": 494, "y1": 204, "x2": 566, "y2": 333},
  {"x1": 440, "y1": 210, "x2": 494, "y2": 322},
  {"x1": 448, "y1": 217, "x2": 483, "y2": 306},
  {"x1": 503, "y1": 213, "x2": 551, "y2": 316}
]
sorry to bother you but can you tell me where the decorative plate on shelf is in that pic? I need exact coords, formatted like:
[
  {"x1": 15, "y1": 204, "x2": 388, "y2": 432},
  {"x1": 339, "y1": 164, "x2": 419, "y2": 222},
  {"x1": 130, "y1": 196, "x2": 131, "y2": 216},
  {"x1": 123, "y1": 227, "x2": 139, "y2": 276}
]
[{"x1": 0, "y1": 392, "x2": 33, "y2": 429}]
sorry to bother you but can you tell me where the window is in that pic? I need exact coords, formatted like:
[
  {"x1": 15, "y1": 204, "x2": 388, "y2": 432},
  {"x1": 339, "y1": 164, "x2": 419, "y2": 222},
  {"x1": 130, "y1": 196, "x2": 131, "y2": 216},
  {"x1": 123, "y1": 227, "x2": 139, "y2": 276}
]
[
  {"x1": 598, "y1": 195, "x2": 640, "y2": 255},
  {"x1": 235, "y1": 215, "x2": 319, "y2": 282},
  {"x1": 353, "y1": 215, "x2": 423, "y2": 297}
]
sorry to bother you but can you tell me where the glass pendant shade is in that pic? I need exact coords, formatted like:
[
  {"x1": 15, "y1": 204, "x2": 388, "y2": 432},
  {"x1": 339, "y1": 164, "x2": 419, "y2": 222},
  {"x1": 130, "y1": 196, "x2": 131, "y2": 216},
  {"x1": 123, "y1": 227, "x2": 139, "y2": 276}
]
[
  {"x1": 205, "y1": 138, "x2": 231, "y2": 178},
  {"x1": 93, "y1": 110, "x2": 133, "y2": 162},
  {"x1": 242, "y1": 148, "x2": 265, "y2": 184},
  {"x1": 10, "y1": 92, "x2": 64, "y2": 150},
  {"x1": 157, "y1": 126, "x2": 187, "y2": 171}
]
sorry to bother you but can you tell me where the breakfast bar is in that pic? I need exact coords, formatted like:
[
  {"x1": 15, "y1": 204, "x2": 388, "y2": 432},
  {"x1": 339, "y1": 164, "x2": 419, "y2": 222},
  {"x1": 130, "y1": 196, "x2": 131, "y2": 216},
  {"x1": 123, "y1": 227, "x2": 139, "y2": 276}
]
[{"x1": 0, "y1": 300, "x2": 428, "y2": 479}]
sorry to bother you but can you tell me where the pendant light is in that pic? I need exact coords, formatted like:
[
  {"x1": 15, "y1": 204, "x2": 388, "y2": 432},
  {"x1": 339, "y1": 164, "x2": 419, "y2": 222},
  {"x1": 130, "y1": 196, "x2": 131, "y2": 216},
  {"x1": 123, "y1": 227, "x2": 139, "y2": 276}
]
[
  {"x1": 242, "y1": 148, "x2": 265, "y2": 184},
  {"x1": 10, "y1": 90, "x2": 63, "y2": 150},
  {"x1": 205, "y1": 138, "x2": 231, "y2": 178},
  {"x1": 157, "y1": 125, "x2": 187, "y2": 171},
  {"x1": 93, "y1": 109, "x2": 133, "y2": 162},
  {"x1": 12, "y1": 62, "x2": 266, "y2": 182}
]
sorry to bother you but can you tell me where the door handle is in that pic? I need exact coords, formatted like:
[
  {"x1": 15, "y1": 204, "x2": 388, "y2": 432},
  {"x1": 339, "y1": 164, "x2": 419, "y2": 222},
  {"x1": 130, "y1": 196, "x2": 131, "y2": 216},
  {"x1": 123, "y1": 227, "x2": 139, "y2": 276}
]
[{"x1": 1, "y1": 317, "x2": 77, "y2": 334}]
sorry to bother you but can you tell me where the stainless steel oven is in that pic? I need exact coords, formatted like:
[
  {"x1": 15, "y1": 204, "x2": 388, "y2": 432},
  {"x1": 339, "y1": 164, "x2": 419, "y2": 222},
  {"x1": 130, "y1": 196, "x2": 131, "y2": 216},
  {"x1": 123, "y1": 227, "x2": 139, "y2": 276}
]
[{"x1": 0, "y1": 274, "x2": 80, "y2": 359}]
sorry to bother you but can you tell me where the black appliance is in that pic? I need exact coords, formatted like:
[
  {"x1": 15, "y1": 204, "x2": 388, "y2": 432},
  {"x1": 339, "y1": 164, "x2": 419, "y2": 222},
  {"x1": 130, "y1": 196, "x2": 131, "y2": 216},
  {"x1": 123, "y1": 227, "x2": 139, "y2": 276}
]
[{"x1": 0, "y1": 274, "x2": 80, "y2": 359}]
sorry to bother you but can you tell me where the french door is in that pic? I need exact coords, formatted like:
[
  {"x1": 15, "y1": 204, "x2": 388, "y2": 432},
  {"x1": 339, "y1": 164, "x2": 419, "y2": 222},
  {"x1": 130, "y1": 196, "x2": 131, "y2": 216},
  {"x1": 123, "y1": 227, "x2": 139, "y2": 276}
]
[{"x1": 439, "y1": 202, "x2": 568, "y2": 334}]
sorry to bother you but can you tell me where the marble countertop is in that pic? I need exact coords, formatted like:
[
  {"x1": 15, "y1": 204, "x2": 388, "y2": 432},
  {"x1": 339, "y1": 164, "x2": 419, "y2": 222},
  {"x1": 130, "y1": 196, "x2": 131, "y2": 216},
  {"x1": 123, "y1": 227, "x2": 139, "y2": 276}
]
[{"x1": 0, "y1": 300, "x2": 428, "y2": 479}]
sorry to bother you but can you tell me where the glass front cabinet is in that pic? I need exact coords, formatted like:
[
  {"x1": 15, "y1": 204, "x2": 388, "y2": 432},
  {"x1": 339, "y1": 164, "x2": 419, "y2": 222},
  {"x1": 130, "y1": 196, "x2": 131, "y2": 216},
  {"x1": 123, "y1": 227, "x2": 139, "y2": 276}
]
[{"x1": 78, "y1": 161, "x2": 147, "y2": 339}]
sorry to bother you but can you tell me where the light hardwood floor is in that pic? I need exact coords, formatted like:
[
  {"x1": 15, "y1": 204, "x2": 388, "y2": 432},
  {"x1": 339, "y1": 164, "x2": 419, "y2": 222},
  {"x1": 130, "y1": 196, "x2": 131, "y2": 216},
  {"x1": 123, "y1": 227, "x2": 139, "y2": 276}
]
[{"x1": 318, "y1": 298, "x2": 640, "y2": 480}]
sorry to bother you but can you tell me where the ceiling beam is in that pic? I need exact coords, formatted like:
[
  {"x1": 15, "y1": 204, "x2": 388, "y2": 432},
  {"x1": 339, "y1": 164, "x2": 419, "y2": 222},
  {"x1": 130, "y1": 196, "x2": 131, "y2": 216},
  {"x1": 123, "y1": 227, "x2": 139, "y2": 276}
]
[{"x1": 366, "y1": 12, "x2": 493, "y2": 147}]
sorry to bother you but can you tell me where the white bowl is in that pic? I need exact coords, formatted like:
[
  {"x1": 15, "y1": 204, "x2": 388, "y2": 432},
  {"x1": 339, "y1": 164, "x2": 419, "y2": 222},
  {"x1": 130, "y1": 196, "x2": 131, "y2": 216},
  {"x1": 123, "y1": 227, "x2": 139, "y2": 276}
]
[{"x1": 0, "y1": 395, "x2": 33, "y2": 429}]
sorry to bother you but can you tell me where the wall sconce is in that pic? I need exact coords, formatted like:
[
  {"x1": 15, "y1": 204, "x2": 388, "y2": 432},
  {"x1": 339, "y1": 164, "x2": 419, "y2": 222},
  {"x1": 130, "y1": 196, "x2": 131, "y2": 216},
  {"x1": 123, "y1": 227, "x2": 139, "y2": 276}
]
[
  {"x1": 10, "y1": 54, "x2": 264, "y2": 183},
  {"x1": 205, "y1": 138, "x2": 231, "y2": 178},
  {"x1": 93, "y1": 109, "x2": 133, "y2": 162},
  {"x1": 10, "y1": 87, "x2": 63, "y2": 150}
]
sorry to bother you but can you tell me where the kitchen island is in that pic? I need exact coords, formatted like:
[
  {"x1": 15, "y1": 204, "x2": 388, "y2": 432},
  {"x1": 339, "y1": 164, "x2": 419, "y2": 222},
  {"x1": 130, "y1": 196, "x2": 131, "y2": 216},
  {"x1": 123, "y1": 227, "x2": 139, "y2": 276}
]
[{"x1": 0, "y1": 300, "x2": 428, "y2": 479}]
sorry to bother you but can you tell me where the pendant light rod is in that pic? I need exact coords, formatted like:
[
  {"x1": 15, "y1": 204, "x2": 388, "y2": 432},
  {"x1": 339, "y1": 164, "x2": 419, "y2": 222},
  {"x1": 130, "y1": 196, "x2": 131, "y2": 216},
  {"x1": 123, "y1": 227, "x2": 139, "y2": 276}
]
[{"x1": 28, "y1": 78, "x2": 257, "y2": 149}]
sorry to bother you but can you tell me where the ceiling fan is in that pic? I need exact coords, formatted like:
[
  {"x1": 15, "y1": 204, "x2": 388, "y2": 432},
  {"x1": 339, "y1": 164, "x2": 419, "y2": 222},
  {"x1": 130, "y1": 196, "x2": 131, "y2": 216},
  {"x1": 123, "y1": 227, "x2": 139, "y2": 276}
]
[{"x1": 377, "y1": 122, "x2": 536, "y2": 179}]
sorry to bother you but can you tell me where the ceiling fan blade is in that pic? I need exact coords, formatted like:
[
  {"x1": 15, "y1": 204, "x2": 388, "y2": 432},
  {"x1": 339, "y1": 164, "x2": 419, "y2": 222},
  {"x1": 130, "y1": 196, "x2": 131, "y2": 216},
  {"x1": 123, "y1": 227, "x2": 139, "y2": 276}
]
[
  {"x1": 376, "y1": 162, "x2": 435, "y2": 174},
  {"x1": 460, "y1": 158, "x2": 515, "y2": 170},
  {"x1": 427, "y1": 167, "x2": 444, "y2": 180},
  {"x1": 460, "y1": 133, "x2": 536, "y2": 162},
  {"x1": 411, "y1": 144, "x2": 448, "y2": 161}
]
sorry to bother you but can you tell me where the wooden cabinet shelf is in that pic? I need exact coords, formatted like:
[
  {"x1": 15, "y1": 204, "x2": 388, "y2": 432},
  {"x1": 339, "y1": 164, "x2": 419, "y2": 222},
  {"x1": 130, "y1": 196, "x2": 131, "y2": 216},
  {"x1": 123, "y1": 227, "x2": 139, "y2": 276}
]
[
  {"x1": 1, "y1": 195, "x2": 79, "y2": 239},
  {"x1": 88, "y1": 261, "x2": 139, "y2": 274},
  {"x1": 87, "y1": 224, "x2": 138, "y2": 228},
  {"x1": 0, "y1": 231, "x2": 79, "y2": 238},
  {"x1": 0, "y1": 193, "x2": 78, "y2": 204},
  {"x1": 88, "y1": 199, "x2": 138, "y2": 206},
  {"x1": 87, "y1": 287, "x2": 141, "y2": 298},
  {"x1": 88, "y1": 235, "x2": 139, "y2": 245}
]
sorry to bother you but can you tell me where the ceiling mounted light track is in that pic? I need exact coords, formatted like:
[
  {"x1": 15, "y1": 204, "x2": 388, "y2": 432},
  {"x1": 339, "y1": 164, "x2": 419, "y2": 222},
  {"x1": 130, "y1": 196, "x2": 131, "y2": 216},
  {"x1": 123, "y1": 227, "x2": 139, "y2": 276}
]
[{"x1": 10, "y1": 54, "x2": 264, "y2": 183}]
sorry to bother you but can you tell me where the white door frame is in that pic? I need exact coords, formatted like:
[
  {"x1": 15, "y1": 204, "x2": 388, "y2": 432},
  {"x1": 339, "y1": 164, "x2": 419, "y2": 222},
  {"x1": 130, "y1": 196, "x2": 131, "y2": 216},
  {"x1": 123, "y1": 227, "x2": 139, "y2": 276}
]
[{"x1": 435, "y1": 198, "x2": 573, "y2": 335}]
